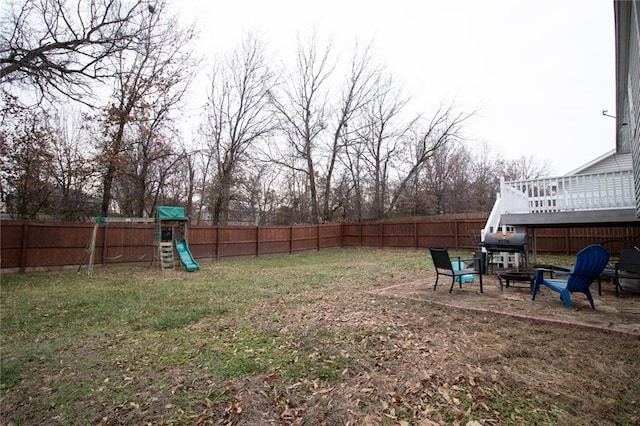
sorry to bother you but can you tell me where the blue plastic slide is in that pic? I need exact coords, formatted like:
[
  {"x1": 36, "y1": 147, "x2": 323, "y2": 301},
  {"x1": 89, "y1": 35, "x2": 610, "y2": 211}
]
[{"x1": 173, "y1": 239, "x2": 200, "y2": 272}]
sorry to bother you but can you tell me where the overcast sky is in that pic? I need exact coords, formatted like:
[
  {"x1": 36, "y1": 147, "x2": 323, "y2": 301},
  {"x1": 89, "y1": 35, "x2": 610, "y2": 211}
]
[{"x1": 176, "y1": 0, "x2": 616, "y2": 176}]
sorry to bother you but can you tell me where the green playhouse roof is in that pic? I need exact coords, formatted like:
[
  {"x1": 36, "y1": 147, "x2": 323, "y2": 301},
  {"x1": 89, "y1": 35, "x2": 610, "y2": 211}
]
[{"x1": 156, "y1": 206, "x2": 188, "y2": 221}]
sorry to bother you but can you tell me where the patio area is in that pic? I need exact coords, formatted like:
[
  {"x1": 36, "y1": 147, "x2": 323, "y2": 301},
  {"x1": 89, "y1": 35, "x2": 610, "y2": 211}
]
[{"x1": 370, "y1": 272, "x2": 640, "y2": 339}]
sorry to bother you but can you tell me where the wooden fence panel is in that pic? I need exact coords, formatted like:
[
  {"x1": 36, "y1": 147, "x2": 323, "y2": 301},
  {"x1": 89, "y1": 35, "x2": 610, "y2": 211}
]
[
  {"x1": 531, "y1": 226, "x2": 640, "y2": 255},
  {"x1": 530, "y1": 228, "x2": 568, "y2": 254},
  {"x1": 256, "y1": 226, "x2": 292, "y2": 256},
  {"x1": 455, "y1": 221, "x2": 484, "y2": 250},
  {"x1": 189, "y1": 226, "x2": 218, "y2": 259},
  {"x1": 217, "y1": 227, "x2": 259, "y2": 258},
  {"x1": 417, "y1": 220, "x2": 458, "y2": 249},
  {"x1": 342, "y1": 223, "x2": 363, "y2": 247},
  {"x1": 292, "y1": 225, "x2": 320, "y2": 253},
  {"x1": 0, "y1": 222, "x2": 24, "y2": 269},
  {"x1": 382, "y1": 222, "x2": 416, "y2": 248},
  {"x1": 360, "y1": 223, "x2": 383, "y2": 247},
  {"x1": 319, "y1": 224, "x2": 342, "y2": 248},
  {"x1": 2, "y1": 218, "x2": 638, "y2": 273}
]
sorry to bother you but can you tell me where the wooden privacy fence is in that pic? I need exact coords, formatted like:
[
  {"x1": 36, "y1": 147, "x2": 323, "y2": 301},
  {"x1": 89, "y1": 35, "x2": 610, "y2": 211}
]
[
  {"x1": 529, "y1": 226, "x2": 640, "y2": 255},
  {"x1": 1, "y1": 218, "x2": 638, "y2": 272},
  {"x1": 0, "y1": 218, "x2": 484, "y2": 272}
]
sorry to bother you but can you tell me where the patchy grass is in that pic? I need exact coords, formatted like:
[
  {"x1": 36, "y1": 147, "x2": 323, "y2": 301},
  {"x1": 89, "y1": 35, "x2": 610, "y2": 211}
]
[{"x1": 1, "y1": 248, "x2": 639, "y2": 425}]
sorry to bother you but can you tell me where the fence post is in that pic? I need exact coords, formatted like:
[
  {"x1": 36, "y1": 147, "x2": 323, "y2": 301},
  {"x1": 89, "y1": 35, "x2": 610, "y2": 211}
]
[
  {"x1": 290, "y1": 226, "x2": 293, "y2": 255},
  {"x1": 454, "y1": 219, "x2": 460, "y2": 249},
  {"x1": 20, "y1": 222, "x2": 29, "y2": 273},
  {"x1": 317, "y1": 224, "x2": 321, "y2": 251},
  {"x1": 216, "y1": 226, "x2": 220, "y2": 260},
  {"x1": 531, "y1": 228, "x2": 538, "y2": 264},
  {"x1": 102, "y1": 224, "x2": 107, "y2": 265},
  {"x1": 256, "y1": 226, "x2": 260, "y2": 257}
]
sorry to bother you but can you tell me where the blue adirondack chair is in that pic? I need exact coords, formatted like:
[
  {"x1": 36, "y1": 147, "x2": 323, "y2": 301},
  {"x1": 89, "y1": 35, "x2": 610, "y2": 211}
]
[{"x1": 531, "y1": 244, "x2": 610, "y2": 309}]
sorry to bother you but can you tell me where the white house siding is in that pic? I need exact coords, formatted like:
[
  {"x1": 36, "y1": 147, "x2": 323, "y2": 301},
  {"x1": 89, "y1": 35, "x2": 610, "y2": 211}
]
[
  {"x1": 616, "y1": 0, "x2": 640, "y2": 217},
  {"x1": 574, "y1": 153, "x2": 632, "y2": 175},
  {"x1": 629, "y1": 5, "x2": 640, "y2": 136},
  {"x1": 634, "y1": 131, "x2": 640, "y2": 215},
  {"x1": 630, "y1": 3, "x2": 640, "y2": 215}
]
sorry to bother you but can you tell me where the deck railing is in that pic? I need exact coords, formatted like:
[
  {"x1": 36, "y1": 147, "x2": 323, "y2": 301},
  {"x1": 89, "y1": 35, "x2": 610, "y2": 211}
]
[{"x1": 499, "y1": 170, "x2": 636, "y2": 214}]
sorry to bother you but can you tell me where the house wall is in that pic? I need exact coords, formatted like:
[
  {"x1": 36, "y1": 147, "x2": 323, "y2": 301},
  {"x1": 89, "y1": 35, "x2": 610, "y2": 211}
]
[
  {"x1": 615, "y1": 0, "x2": 640, "y2": 217},
  {"x1": 576, "y1": 153, "x2": 632, "y2": 174},
  {"x1": 631, "y1": 3, "x2": 640, "y2": 217},
  {"x1": 634, "y1": 128, "x2": 640, "y2": 217}
]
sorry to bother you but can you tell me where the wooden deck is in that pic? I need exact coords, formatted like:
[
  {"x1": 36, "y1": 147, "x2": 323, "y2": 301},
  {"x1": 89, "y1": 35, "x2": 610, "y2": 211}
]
[{"x1": 496, "y1": 171, "x2": 639, "y2": 226}]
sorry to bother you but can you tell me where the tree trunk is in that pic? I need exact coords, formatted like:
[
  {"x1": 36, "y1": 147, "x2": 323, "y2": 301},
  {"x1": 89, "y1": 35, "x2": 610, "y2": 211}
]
[{"x1": 100, "y1": 164, "x2": 116, "y2": 217}]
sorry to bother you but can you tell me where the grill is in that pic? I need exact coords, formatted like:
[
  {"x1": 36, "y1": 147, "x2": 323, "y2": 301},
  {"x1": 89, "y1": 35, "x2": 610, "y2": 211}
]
[{"x1": 481, "y1": 232, "x2": 528, "y2": 270}]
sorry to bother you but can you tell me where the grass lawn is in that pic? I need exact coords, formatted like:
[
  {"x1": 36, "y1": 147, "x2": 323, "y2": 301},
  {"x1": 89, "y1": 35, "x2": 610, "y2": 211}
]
[{"x1": 1, "y1": 248, "x2": 638, "y2": 425}]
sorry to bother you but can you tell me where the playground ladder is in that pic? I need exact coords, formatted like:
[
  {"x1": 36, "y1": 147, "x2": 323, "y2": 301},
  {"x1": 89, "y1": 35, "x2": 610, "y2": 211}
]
[{"x1": 159, "y1": 242, "x2": 175, "y2": 270}]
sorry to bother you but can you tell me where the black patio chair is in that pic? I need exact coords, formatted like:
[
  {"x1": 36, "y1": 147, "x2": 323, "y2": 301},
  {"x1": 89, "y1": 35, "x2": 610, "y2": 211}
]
[
  {"x1": 429, "y1": 247, "x2": 483, "y2": 293},
  {"x1": 599, "y1": 249, "x2": 640, "y2": 296}
]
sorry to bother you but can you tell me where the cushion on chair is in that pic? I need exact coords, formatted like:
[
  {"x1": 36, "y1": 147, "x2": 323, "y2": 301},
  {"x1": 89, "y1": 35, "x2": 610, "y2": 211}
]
[{"x1": 452, "y1": 261, "x2": 475, "y2": 283}]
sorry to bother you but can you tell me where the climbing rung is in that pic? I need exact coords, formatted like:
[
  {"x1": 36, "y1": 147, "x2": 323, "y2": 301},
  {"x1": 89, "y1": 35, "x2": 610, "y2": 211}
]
[{"x1": 159, "y1": 242, "x2": 175, "y2": 270}]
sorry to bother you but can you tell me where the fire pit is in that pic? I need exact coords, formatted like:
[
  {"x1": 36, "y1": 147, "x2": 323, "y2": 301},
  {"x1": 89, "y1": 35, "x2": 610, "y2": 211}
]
[{"x1": 496, "y1": 271, "x2": 535, "y2": 290}]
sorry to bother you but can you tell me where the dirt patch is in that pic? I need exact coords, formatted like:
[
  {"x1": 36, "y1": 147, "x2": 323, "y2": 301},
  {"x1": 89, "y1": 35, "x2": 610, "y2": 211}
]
[
  {"x1": 208, "y1": 273, "x2": 640, "y2": 425},
  {"x1": 371, "y1": 273, "x2": 640, "y2": 338}
]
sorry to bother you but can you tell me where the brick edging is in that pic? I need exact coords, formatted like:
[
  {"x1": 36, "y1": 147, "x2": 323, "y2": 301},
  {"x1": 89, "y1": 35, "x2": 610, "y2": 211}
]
[{"x1": 368, "y1": 290, "x2": 640, "y2": 341}]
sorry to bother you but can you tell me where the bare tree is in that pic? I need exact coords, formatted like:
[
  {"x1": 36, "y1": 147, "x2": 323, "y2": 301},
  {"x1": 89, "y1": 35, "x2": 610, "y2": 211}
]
[
  {"x1": 392, "y1": 167, "x2": 429, "y2": 217},
  {"x1": 419, "y1": 140, "x2": 475, "y2": 215},
  {"x1": 179, "y1": 144, "x2": 198, "y2": 221},
  {"x1": 200, "y1": 33, "x2": 275, "y2": 224},
  {"x1": 340, "y1": 135, "x2": 367, "y2": 221},
  {"x1": 321, "y1": 41, "x2": 379, "y2": 221},
  {"x1": 273, "y1": 166, "x2": 312, "y2": 225},
  {"x1": 97, "y1": 0, "x2": 196, "y2": 217},
  {"x1": 228, "y1": 161, "x2": 281, "y2": 225},
  {"x1": 0, "y1": 0, "x2": 149, "y2": 104},
  {"x1": 387, "y1": 103, "x2": 472, "y2": 215},
  {"x1": 0, "y1": 99, "x2": 54, "y2": 219},
  {"x1": 270, "y1": 32, "x2": 334, "y2": 224},
  {"x1": 501, "y1": 155, "x2": 553, "y2": 181},
  {"x1": 120, "y1": 73, "x2": 195, "y2": 218},
  {"x1": 467, "y1": 142, "x2": 501, "y2": 212},
  {"x1": 49, "y1": 108, "x2": 100, "y2": 220},
  {"x1": 152, "y1": 150, "x2": 191, "y2": 212},
  {"x1": 115, "y1": 128, "x2": 178, "y2": 217},
  {"x1": 192, "y1": 146, "x2": 213, "y2": 224},
  {"x1": 354, "y1": 74, "x2": 411, "y2": 219},
  {"x1": 421, "y1": 142, "x2": 454, "y2": 215}
]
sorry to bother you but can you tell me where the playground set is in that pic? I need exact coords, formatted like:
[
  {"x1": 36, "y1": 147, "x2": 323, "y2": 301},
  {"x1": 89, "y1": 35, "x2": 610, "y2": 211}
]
[{"x1": 83, "y1": 206, "x2": 199, "y2": 275}]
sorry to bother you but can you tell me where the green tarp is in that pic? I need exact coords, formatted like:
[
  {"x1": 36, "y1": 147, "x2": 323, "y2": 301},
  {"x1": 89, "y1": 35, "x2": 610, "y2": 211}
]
[{"x1": 156, "y1": 206, "x2": 188, "y2": 221}]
